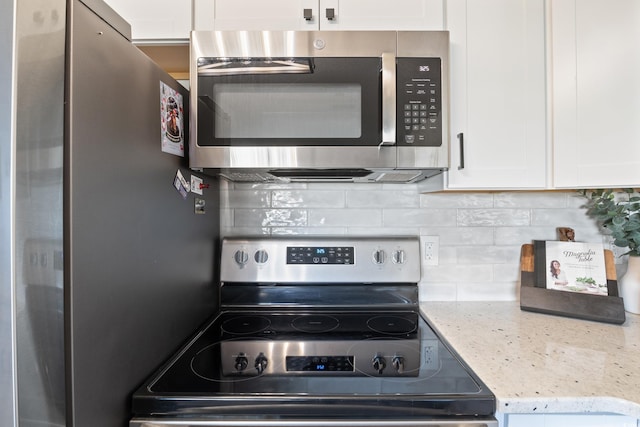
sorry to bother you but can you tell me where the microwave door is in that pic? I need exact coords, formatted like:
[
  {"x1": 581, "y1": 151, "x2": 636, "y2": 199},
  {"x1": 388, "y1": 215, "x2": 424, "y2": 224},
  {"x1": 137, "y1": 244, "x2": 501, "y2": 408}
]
[{"x1": 196, "y1": 57, "x2": 385, "y2": 149}]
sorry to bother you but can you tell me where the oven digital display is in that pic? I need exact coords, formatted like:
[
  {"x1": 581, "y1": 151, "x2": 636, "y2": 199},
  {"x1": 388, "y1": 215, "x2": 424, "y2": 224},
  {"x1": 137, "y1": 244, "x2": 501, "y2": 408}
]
[
  {"x1": 286, "y1": 247, "x2": 354, "y2": 264},
  {"x1": 286, "y1": 356, "x2": 354, "y2": 372}
]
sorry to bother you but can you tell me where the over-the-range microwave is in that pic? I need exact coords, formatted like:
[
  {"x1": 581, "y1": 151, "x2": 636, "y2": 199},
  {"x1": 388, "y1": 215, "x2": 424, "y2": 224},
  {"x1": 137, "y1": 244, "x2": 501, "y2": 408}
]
[{"x1": 190, "y1": 30, "x2": 449, "y2": 183}]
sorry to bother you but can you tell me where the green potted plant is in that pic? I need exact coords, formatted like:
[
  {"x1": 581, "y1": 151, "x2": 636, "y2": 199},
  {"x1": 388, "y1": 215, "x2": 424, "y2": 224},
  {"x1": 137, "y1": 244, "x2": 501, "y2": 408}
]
[
  {"x1": 581, "y1": 188, "x2": 640, "y2": 314},
  {"x1": 581, "y1": 188, "x2": 640, "y2": 256}
]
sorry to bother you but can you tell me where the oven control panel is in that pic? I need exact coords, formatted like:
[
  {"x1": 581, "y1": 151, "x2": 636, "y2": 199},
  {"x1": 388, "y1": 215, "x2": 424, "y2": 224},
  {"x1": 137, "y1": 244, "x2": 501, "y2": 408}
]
[
  {"x1": 220, "y1": 236, "x2": 421, "y2": 284},
  {"x1": 287, "y1": 246, "x2": 354, "y2": 265},
  {"x1": 221, "y1": 339, "x2": 421, "y2": 377},
  {"x1": 286, "y1": 355, "x2": 355, "y2": 372}
]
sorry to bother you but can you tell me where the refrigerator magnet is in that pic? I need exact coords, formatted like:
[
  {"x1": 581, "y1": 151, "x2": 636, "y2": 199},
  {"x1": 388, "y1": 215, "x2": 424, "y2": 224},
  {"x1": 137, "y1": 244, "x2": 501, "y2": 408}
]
[{"x1": 160, "y1": 81, "x2": 185, "y2": 157}]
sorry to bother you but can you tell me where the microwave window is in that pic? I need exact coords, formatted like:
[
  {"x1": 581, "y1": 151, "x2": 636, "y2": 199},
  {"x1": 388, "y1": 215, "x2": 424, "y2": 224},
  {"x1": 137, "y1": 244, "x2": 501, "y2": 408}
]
[{"x1": 212, "y1": 83, "x2": 362, "y2": 139}]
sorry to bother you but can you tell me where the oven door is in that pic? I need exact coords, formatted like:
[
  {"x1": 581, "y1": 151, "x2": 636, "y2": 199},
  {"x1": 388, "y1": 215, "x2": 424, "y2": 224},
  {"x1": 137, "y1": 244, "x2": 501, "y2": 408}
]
[{"x1": 130, "y1": 419, "x2": 498, "y2": 427}]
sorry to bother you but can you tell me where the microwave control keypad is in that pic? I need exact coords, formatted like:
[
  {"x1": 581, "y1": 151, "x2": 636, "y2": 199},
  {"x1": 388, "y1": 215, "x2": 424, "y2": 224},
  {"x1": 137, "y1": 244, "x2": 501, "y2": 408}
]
[{"x1": 397, "y1": 58, "x2": 442, "y2": 146}]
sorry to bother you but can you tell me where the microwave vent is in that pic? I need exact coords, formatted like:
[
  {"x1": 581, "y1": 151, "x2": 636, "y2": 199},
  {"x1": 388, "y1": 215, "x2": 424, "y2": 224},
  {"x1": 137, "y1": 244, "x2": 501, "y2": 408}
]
[
  {"x1": 214, "y1": 168, "x2": 444, "y2": 184},
  {"x1": 218, "y1": 171, "x2": 281, "y2": 182},
  {"x1": 375, "y1": 171, "x2": 424, "y2": 183}
]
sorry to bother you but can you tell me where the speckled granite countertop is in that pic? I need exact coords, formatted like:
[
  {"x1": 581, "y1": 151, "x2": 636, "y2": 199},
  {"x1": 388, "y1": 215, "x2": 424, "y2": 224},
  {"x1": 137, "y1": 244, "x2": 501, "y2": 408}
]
[{"x1": 420, "y1": 302, "x2": 640, "y2": 418}]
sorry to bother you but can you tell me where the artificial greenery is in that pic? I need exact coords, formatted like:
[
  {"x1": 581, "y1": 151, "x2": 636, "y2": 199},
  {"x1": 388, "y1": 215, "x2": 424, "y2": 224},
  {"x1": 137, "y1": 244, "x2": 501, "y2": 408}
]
[{"x1": 580, "y1": 188, "x2": 640, "y2": 256}]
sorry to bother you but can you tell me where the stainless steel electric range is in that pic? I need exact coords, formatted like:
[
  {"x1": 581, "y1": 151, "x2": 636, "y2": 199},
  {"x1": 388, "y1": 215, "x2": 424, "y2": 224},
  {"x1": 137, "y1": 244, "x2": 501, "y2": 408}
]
[{"x1": 130, "y1": 237, "x2": 497, "y2": 427}]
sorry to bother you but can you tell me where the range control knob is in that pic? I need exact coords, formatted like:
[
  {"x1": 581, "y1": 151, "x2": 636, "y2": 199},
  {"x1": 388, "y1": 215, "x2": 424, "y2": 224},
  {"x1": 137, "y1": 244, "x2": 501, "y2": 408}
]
[
  {"x1": 255, "y1": 353, "x2": 268, "y2": 374},
  {"x1": 254, "y1": 249, "x2": 269, "y2": 264},
  {"x1": 392, "y1": 249, "x2": 406, "y2": 264},
  {"x1": 234, "y1": 250, "x2": 249, "y2": 267},
  {"x1": 392, "y1": 356, "x2": 405, "y2": 374},
  {"x1": 234, "y1": 354, "x2": 249, "y2": 371},
  {"x1": 372, "y1": 249, "x2": 386, "y2": 265},
  {"x1": 372, "y1": 355, "x2": 386, "y2": 374}
]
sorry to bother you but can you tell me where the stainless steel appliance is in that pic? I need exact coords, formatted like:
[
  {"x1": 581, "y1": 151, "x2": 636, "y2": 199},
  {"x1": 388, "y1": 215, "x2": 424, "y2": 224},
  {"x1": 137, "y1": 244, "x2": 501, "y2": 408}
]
[
  {"x1": 190, "y1": 31, "x2": 450, "y2": 183},
  {"x1": 130, "y1": 237, "x2": 496, "y2": 427},
  {"x1": 1, "y1": 1, "x2": 220, "y2": 426}
]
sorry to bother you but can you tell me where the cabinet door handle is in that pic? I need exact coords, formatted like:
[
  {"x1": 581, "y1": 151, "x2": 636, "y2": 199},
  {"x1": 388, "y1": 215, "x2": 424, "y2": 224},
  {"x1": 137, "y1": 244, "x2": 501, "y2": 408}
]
[
  {"x1": 457, "y1": 133, "x2": 465, "y2": 170},
  {"x1": 325, "y1": 8, "x2": 335, "y2": 20},
  {"x1": 303, "y1": 8, "x2": 313, "y2": 21}
]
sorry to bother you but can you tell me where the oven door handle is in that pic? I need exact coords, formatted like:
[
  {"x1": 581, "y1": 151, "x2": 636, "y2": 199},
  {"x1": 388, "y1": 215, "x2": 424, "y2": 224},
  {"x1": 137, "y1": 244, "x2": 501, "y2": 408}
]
[{"x1": 380, "y1": 52, "x2": 396, "y2": 146}]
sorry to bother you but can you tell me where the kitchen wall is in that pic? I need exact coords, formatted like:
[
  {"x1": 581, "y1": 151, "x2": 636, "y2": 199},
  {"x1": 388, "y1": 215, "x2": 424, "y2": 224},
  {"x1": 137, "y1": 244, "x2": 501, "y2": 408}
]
[{"x1": 219, "y1": 179, "x2": 622, "y2": 302}]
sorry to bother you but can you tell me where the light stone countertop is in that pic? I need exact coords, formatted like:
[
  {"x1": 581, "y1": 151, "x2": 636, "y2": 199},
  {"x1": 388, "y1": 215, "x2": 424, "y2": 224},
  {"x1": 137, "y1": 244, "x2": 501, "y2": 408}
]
[{"x1": 420, "y1": 301, "x2": 640, "y2": 418}]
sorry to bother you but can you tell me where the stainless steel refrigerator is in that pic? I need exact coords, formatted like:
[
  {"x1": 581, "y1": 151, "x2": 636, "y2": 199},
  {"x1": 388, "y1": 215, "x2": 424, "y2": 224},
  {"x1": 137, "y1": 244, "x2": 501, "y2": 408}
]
[{"x1": 0, "y1": 1, "x2": 220, "y2": 426}]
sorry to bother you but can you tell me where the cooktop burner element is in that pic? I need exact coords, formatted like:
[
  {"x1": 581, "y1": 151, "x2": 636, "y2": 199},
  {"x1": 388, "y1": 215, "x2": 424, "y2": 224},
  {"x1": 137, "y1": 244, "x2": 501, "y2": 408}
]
[
  {"x1": 221, "y1": 315, "x2": 271, "y2": 335},
  {"x1": 291, "y1": 314, "x2": 339, "y2": 333},
  {"x1": 367, "y1": 315, "x2": 418, "y2": 334},
  {"x1": 131, "y1": 237, "x2": 496, "y2": 424}
]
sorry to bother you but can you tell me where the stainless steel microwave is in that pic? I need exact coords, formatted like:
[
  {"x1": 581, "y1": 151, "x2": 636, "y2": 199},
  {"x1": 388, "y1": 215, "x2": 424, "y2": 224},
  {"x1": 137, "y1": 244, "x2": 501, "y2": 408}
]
[{"x1": 190, "y1": 30, "x2": 449, "y2": 183}]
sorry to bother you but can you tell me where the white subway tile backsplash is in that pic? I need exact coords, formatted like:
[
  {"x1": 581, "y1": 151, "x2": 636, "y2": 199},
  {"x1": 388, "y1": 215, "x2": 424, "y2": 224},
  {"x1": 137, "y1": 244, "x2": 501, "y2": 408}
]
[
  {"x1": 420, "y1": 227, "x2": 494, "y2": 246},
  {"x1": 270, "y1": 227, "x2": 347, "y2": 235},
  {"x1": 494, "y1": 191, "x2": 569, "y2": 208},
  {"x1": 419, "y1": 282, "x2": 457, "y2": 301},
  {"x1": 220, "y1": 209, "x2": 234, "y2": 228},
  {"x1": 420, "y1": 192, "x2": 494, "y2": 208},
  {"x1": 347, "y1": 190, "x2": 419, "y2": 208},
  {"x1": 494, "y1": 226, "x2": 558, "y2": 245},
  {"x1": 567, "y1": 192, "x2": 591, "y2": 209},
  {"x1": 383, "y1": 208, "x2": 456, "y2": 227},
  {"x1": 434, "y1": 246, "x2": 457, "y2": 265},
  {"x1": 532, "y1": 208, "x2": 600, "y2": 228},
  {"x1": 220, "y1": 189, "x2": 271, "y2": 208},
  {"x1": 234, "y1": 209, "x2": 308, "y2": 227},
  {"x1": 347, "y1": 227, "x2": 421, "y2": 236},
  {"x1": 272, "y1": 190, "x2": 346, "y2": 208},
  {"x1": 308, "y1": 209, "x2": 382, "y2": 227},
  {"x1": 492, "y1": 263, "x2": 522, "y2": 283},
  {"x1": 457, "y1": 209, "x2": 531, "y2": 227},
  {"x1": 222, "y1": 226, "x2": 271, "y2": 236},
  {"x1": 422, "y1": 264, "x2": 494, "y2": 283},
  {"x1": 456, "y1": 245, "x2": 522, "y2": 264},
  {"x1": 220, "y1": 185, "x2": 607, "y2": 302}
]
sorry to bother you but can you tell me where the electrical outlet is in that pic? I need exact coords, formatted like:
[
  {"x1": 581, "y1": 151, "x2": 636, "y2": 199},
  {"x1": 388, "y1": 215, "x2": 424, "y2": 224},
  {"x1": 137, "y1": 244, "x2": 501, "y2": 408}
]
[{"x1": 423, "y1": 236, "x2": 439, "y2": 266}]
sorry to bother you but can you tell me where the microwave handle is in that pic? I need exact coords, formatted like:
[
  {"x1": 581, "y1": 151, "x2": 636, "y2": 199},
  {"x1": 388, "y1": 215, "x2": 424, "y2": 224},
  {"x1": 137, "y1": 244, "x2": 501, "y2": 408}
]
[{"x1": 381, "y1": 52, "x2": 396, "y2": 146}]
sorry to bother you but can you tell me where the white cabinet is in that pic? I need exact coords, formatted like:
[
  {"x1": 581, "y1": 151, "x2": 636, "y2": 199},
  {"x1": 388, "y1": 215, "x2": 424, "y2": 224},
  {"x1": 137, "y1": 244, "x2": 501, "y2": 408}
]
[
  {"x1": 196, "y1": 0, "x2": 444, "y2": 31},
  {"x1": 445, "y1": 0, "x2": 547, "y2": 189},
  {"x1": 506, "y1": 413, "x2": 638, "y2": 427},
  {"x1": 551, "y1": 0, "x2": 640, "y2": 189},
  {"x1": 103, "y1": 0, "x2": 191, "y2": 41}
]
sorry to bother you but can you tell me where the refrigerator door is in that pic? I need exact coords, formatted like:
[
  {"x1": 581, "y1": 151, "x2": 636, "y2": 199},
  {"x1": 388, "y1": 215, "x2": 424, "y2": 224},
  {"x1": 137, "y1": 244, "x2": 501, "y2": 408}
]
[
  {"x1": 7, "y1": 1, "x2": 220, "y2": 425},
  {"x1": 11, "y1": 0, "x2": 66, "y2": 425},
  {"x1": 65, "y1": 1, "x2": 220, "y2": 426}
]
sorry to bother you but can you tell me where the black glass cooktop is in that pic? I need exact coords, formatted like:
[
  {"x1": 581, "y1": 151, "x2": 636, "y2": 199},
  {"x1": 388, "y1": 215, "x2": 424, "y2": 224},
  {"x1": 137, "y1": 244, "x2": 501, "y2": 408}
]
[{"x1": 131, "y1": 311, "x2": 495, "y2": 419}]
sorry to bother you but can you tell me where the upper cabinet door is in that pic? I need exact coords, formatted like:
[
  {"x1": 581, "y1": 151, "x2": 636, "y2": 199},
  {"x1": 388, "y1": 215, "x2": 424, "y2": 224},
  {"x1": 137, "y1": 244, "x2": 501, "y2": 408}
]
[
  {"x1": 207, "y1": 0, "x2": 319, "y2": 31},
  {"x1": 551, "y1": 0, "x2": 640, "y2": 188},
  {"x1": 203, "y1": 0, "x2": 444, "y2": 31},
  {"x1": 103, "y1": 0, "x2": 191, "y2": 41},
  {"x1": 319, "y1": 0, "x2": 444, "y2": 30},
  {"x1": 445, "y1": 0, "x2": 547, "y2": 189}
]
